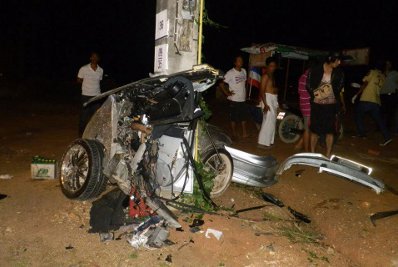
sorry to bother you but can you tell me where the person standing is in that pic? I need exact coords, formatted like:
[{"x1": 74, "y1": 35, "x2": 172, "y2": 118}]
[
  {"x1": 258, "y1": 57, "x2": 278, "y2": 148},
  {"x1": 380, "y1": 60, "x2": 398, "y2": 130},
  {"x1": 353, "y1": 64, "x2": 392, "y2": 146},
  {"x1": 220, "y1": 55, "x2": 248, "y2": 139},
  {"x1": 306, "y1": 53, "x2": 344, "y2": 157},
  {"x1": 295, "y1": 69, "x2": 311, "y2": 151},
  {"x1": 77, "y1": 52, "x2": 104, "y2": 136}
]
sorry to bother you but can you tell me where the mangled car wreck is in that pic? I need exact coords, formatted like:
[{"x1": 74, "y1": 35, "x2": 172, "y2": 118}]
[
  {"x1": 58, "y1": 64, "x2": 386, "y2": 248},
  {"x1": 59, "y1": 65, "x2": 278, "y2": 245}
]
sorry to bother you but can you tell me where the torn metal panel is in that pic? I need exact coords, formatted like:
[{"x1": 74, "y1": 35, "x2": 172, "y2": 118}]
[
  {"x1": 277, "y1": 153, "x2": 385, "y2": 194},
  {"x1": 225, "y1": 146, "x2": 278, "y2": 187}
]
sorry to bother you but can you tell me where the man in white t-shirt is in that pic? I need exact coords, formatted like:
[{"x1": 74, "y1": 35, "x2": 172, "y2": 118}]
[
  {"x1": 220, "y1": 55, "x2": 248, "y2": 139},
  {"x1": 77, "y1": 52, "x2": 104, "y2": 136}
]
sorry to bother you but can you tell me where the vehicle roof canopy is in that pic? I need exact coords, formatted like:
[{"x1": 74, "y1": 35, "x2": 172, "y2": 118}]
[{"x1": 241, "y1": 42, "x2": 327, "y2": 61}]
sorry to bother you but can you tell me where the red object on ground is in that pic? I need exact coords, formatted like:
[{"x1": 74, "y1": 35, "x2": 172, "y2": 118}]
[
  {"x1": 367, "y1": 149, "x2": 381, "y2": 156},
  {"x1": 129, "y1": 187, "x2": 153, "y2": 218}
]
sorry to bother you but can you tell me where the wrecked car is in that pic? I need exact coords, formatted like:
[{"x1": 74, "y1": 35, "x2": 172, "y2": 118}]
[{"x1": 59, "y1": 64, "x2": 278, "y2": 229}]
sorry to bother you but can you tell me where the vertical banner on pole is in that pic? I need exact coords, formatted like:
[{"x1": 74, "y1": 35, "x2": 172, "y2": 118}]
[
  {"x1": 155, "y1": 10, "x2": 168, "y2": 40},
  {"x1": 154, "y1": 44, "x2": 169, "y2": 72},
  {"x1": 155, "y1": 0, "x2": 199, "y2": 74}
]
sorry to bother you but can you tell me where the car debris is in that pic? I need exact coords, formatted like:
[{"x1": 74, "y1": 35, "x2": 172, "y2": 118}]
[
  {"x1": 99, "y1": 232, "x2": 114, "y2": 242},
  {"x1": 89, "y1": 189, "x2": 129, "y2": 234},
  {"x1": 288, "y1": 207, "x2": 311, "y2": 224},
  {"x1": 370, "y1": 209, "x2": 398, "y2": 226},
  {"x1": 59, "y1": 64, "x2": 280, "y2": 248},
  {"x1": 277, "y1": 153, "x2": 385, "y2": 194},
  {"x1": 165, "y1": 254, "x2": 173, "y2": 263},
  {"x1": 262, "y1": 192, "x2": 284, "y2": 207},
  {"x1": 0, "y1": 174, "x2": 13, "y2": 180},
  {"x1": 127, "y1": 215, "x2": 170, "y2": 249},
  {"x1": 261, "y1": 192, "x2": 311, "y2": 224},
  {"x1": 295, "y1": 169, "x2": 305, "y2": 177},
  {"x1": 235, "y1": 205, "x2": 270, "y2": 214},
  {"x1": 205, "y1": 228, "x2": 223, "y2": 240},
  {"x1": 225, "y1": 146, "x2": 278, "y2": 187},
  {"x1": 127, "y1": 234, "x2": 148, "y2": 249},
  {"x1": 189, "y1": 219, "x2": 204, "y2": 228},
  {"x1": 189, "y1": 226, "x2": 202, "y2": 233}
]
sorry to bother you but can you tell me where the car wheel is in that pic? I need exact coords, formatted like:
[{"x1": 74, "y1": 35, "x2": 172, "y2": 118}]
[
  {"x1": 278, "y1": 114, "x2": 303, "y2": 144},
  {"x1": 202, "y1": 148, "x2": 233, "y2": 198},
  {"x1": 59, "y1": 139, "x2": 107, "y2": 200}
]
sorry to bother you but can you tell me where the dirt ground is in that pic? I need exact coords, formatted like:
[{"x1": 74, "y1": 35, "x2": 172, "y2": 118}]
[{"x1": 1, "y1": 97, "x2": 398, "y2": 267}]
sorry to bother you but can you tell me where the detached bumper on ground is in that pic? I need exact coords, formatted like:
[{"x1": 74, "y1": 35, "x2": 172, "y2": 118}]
[{"x1": 276, "y1": 153, "x2": 385, "y2": 194}]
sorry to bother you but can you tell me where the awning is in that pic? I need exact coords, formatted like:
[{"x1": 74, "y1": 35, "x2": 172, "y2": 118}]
[{"x1": 241, "y1": 43, "x2": 327, "y2": 60}]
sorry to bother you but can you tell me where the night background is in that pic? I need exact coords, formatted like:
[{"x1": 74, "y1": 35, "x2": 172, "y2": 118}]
[
  {"x1": 2, "y1": 2, "x2": 398, "y2": 264},
  {"x1": 1, "y1": 0, "x2": 398, "y2": 87}
]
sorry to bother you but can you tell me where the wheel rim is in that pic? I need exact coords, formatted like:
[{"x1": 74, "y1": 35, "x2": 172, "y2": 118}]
[
  {"x1": 280, "y1": 116, "x2": 303, "y2": 143},
  {"x1": 204, "y1": 153, "x2": 232, "y2": 197},
  {"x1": 60, "y1": 144, "x2": 89, "y2": 193}
]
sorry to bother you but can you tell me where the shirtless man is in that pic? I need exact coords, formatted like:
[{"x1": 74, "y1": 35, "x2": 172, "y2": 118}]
[{"x1": 258, "y1": 57, "x2": 278, "y2": 148}]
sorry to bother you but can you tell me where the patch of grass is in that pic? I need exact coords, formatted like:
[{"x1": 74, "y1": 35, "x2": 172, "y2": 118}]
[
  {"x1": 303, "y1": 249, "x2": 330, "y2": 264},
  {"x1": 199, "y1": 98, "x2": 212, "y2": 120},
  {"x1": 180, "y1": 161, "x2": 215, "y2": 212},
  {"x1": 195, "y1": 213, "x2": 204, "y2": 220},
  {"x1": 263, "y1": 211, "x2": 285, "y2": 222},
  {"x1": 13, "y1": 260, "x2": 29, "y2": 267},
  {"x1": 277, "y1": 223, "x2": 322, "y2": 244},
  {"x1": 218, "y1": 263, "x2": 225, "y2": 266},
  {"x1": 129, "y1": 252, "x2": 138, "y2": 259}
]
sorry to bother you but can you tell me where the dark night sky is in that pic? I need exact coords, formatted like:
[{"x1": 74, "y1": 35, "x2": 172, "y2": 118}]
[{"x1": 1, "y1": 0, "x2": 398, "y2": 84}]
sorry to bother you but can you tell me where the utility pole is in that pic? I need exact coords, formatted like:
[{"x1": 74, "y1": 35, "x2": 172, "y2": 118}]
[{"x1": 154, "y1": 0, "x2": 201, "y2": 75}]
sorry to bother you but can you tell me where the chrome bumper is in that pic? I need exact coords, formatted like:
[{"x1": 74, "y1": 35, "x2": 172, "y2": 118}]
[
  {"x1": 225, "y1": 146, "x2": 278, "y2": 187},
  {"x1": 277, "y1": 153, "x2": 385, "y2": 194}
]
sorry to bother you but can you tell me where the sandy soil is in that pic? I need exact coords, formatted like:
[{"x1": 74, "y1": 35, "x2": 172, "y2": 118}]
[{"x1": 1, "y1": 97, "x2": 398, "y2": 267}]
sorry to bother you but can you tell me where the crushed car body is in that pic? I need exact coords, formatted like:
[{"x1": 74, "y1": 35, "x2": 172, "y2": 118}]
[
  {"x1": 277, "y1": 153, "x2": 385, "y2": 194},
  {"x1": 59, "y1": 64, "x2": 278, "y2": 234}
]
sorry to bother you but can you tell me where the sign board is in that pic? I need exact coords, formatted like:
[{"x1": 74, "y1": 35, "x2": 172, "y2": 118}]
[
  {"x1": 181, "y1": 0, "x2": 196, "y2": 20},
  {"x1": 342, "y1": 48, "x2": 370, "y2": 65},
  {"x1": 155, "y1": 9, "x2": 168, "y2": 40},
  {"x1": 154, "y1": 44, "x2": 168, "y2": 72}
]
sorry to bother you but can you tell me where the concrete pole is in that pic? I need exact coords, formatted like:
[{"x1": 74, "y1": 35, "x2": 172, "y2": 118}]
[{"x1": 154, "y1": 0, "x2": 200, "y2": 75}]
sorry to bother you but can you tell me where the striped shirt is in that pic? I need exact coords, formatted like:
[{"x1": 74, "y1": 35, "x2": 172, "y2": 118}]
[{"x1": 298, "y1": 70, "x2": 311, "y2": 117}]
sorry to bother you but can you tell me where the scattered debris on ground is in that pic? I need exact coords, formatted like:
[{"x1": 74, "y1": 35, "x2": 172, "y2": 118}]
[
  {"x1": 295, "y1": 169, "x2": 305, "y2": 177},
  {"x1": 165, "y1": 254, "x2": 173, "y2": 263},
  {"x1": 370, "y1": 209, "x2": 398, "y2": 226},
  {"x1": 205, "y1": 228, "x2": 223, "y2": 240},
  {"x1": 65, "y1": 245, "x2": 74, "y2": 250},
  {"x1": 0, "y1": 174, "x2": 13, "y2": 179}
]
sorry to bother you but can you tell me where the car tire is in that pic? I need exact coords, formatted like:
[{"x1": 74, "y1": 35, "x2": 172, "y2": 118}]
[
  {"x1": 278, "y1": 114, "x2": 303, "y2": 144},
  {"x1": 59, "y1": 139, "x2": 107, "y2": 200},
  {"x1": 202, "y1": 148, "x2": 234, "y2": 198}
]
